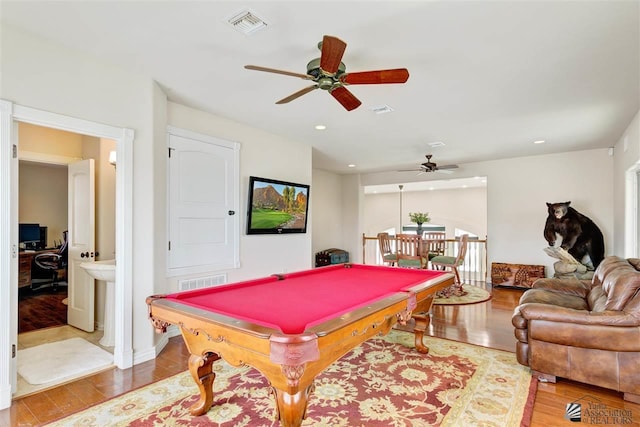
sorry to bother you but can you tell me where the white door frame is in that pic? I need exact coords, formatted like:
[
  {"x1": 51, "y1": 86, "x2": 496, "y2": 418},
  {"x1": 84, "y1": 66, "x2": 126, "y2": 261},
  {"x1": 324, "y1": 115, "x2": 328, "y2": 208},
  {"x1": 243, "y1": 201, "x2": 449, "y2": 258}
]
[
  {"x1": 0, "y1": 99, "x2": 134, "y2": 409},
  {"x1": 625, "y1": 161, "x2": 640, "y2": 257}
]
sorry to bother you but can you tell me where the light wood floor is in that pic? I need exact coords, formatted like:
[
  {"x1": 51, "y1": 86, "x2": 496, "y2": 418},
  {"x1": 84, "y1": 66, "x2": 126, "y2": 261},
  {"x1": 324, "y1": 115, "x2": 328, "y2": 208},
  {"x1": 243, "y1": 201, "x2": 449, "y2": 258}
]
[{"x1": 1, "y1": 286, "x2": 639, "y2": 426}]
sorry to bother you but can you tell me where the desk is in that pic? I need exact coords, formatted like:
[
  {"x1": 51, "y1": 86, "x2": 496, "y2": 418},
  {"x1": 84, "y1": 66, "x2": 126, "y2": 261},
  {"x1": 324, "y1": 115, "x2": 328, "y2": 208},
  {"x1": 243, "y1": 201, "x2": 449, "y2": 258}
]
[
  {"x1": 147, "y1": 263, "x2": 453, "y2": 427},
  {"x1": 18, "y1": 249, "x2": 53, "y2": 288}
]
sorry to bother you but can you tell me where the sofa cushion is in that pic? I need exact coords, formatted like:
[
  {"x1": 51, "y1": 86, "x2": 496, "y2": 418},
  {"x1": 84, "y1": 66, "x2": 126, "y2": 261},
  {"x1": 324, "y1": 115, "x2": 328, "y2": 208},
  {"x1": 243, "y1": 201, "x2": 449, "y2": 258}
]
[
  {"x1": 593, "y1": 256, "x2": 628, "y2": 287},
  {"x1": 519, "y1": 288, "x2": 589, "y2": 311},
  {"x1": 532, "y1": 278, "x2": 592, "y2": 298},
  {"x1": 588, "y1": 286, "x2": 608, "y2": 312},
  {"x1": 628, "y1": 258, "x2": 640, "y2": 270},
  {"x1": 603, "y1": 266, "x2": 640, "y2": 311}
]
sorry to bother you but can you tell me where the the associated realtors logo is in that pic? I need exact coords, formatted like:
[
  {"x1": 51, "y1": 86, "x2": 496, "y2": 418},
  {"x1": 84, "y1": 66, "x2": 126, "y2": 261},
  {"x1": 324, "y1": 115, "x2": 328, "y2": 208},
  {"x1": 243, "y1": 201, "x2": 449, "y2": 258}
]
[
  {"x1": 565, "y1": 402, "x2": 581, "y2": 422},
  {"x1": 564, "y1": 396, "x2": 634, "y2": 424}
]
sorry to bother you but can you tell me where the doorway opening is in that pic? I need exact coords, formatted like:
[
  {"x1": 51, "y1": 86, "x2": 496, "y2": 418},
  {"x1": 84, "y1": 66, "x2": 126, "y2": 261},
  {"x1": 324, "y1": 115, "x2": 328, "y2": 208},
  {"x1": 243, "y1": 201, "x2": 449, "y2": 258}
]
[
  {"x1": 0, "y1": 100, "x2": 134, "y2": 409},
  {"x1": 14, "y1": 123, "x2": 118, "y2": 397}
]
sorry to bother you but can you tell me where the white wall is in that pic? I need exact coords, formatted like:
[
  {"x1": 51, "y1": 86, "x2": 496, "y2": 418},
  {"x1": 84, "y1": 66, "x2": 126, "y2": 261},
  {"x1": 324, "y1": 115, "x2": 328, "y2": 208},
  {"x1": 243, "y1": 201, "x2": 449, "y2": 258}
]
[
  {"x1": 613, "y1": 110, "x2": 640, "y2": 256},
  {"x1": 18, "y1": 162, "x2": 67, "y2": 246},
  {"x1": 484, "y1": 149, "x2": 613, "y2": 275},
  {"x1": 358, "y1": 148, "x2": 614, "y2": 277},
  {"x1": 363, "y1": 187, "x2": 487, "y2": 239},
  {"x1": 2, "y1": 23, "x2": 160, "y2": 355},
  {"x1": 311, "y1": 169, "x2": 345, "y2": 261},
  {"x1": 90, "y1": 137, "x2": 117, "y2": 332},
  {"x1": 2, "y1": 23, "x2": 316, "y2": 366},
  {"x1": 340, "y1": 174, "x2": 363, "y2": 263},
  {"x1": 167, "y1": 102, "x2": 313, "y2": 282}
]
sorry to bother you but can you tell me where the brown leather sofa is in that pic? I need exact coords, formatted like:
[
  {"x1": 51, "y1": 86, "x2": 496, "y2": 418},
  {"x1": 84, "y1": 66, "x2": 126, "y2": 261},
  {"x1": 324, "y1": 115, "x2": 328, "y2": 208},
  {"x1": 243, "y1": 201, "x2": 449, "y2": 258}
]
[{"x1": 512, "y1": 256, "x2": 640, "y2": 403}]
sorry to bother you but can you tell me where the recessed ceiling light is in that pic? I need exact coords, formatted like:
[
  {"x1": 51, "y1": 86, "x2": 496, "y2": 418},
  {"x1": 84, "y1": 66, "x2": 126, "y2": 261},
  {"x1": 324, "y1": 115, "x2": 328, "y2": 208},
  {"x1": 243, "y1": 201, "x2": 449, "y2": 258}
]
[
  {"x1": 428, "y1": 141, "x2": 445, "y2": 147},
  {"x1": 348, "y1": 164, "x2": 356, "y2": 168},
  {"x1": 315, "y1": 125, "x2": 326, "y2": 130},
  {"x1": 533, "y1": 140, "x2": 546, "y2": 144},
  {"x1": 462, "y1": 185, "x2": 468, "y2": 188},
  {"x1": 429, "y1": 187, "x2": 434, "y2": 191}
]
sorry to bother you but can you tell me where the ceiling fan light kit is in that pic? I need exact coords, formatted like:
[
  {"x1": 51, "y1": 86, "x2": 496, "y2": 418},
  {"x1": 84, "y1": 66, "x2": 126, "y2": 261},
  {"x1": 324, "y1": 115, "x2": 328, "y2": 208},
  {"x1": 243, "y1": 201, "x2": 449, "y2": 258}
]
[{"x1": 244, "y1": 35, "x2": 409, "y2": 111}]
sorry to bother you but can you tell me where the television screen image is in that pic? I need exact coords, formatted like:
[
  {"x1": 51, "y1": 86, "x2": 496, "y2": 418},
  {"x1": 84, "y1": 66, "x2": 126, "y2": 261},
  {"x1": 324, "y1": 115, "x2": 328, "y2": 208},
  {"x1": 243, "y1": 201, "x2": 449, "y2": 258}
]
[{"x1": 247, "y1": 176, "x2": 310, "y2": 234}]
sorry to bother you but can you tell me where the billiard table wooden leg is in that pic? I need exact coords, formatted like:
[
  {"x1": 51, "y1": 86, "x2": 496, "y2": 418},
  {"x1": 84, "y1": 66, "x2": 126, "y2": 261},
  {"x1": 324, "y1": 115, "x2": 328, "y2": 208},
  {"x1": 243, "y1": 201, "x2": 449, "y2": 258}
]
[
  {"x1": 187, "y1": 352, "x2": 221, "y2": 416},
  {"x1": 412, "y1": 313, "x2": 431, "y2": 354},
  {"x1": 273, "y1": 383, "x2": 315, "y2": 427}
]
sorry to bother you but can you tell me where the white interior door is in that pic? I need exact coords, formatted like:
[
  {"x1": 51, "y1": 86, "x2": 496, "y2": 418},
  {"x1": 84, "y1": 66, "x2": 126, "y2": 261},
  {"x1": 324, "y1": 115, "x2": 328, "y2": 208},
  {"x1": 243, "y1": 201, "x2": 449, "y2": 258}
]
[
  {"x1": 67, "y1": 159, "x2": 96, "y2": 332},
  {"x1": 167, "y1": 129, "x2": 239, "y2": 274}
]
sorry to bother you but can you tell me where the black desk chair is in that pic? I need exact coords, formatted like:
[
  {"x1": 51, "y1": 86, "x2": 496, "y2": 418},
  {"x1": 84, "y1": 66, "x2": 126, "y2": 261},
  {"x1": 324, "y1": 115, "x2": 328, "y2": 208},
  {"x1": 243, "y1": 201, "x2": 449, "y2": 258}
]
[{"x1": 32, "y1": 231, "x2": 68, "y2": 291}]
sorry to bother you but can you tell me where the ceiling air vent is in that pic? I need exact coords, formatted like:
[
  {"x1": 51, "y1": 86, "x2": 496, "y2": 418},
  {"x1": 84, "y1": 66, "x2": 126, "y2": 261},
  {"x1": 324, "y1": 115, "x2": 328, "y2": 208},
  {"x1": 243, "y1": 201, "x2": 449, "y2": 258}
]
[
  {"x1": 227, "y1": 9, "x2": 268, "y2": 35},
  {"x1": 369, "y1": 105, "x2": 394, "y2": 114}
]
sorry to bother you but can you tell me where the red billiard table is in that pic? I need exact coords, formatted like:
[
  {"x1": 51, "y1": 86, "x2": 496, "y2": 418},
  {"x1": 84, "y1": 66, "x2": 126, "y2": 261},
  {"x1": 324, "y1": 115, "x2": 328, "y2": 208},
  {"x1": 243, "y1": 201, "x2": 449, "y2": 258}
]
[{"x1": 146, "y1": 263, "x2": 453, "y2": 427}]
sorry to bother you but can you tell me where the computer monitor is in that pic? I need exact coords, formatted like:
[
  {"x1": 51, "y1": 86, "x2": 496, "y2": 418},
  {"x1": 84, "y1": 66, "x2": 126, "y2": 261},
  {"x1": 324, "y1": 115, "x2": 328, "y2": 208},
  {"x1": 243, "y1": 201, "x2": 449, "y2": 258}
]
[
  {"x1": 39, "y1": 226, "x2": 48, "y2": 249},
  {"x1": 19, "y1": 223, "x2": 40, "y2": 249}
]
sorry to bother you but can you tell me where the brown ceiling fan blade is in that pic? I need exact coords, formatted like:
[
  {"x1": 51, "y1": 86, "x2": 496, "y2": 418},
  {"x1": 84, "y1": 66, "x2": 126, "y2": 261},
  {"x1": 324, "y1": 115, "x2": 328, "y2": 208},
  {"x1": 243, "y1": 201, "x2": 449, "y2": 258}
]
[
  {"x1": 320, "y1": 35, "x2": 347, "y2": 74},
  {"x1": 437, "y1": 164, "x2": 459, "y2": 170},
  {"x1": 244, "y1": 65, "x2": 312, "y2": 80},
  {"x1": 275, "y1": 85, "x2": 318, "y2": 104},
  {"x1": 342, "y1": 68, "x2": 410, "y2": 85},
  {"x1": 330, "y1": 86, "x2": 362, "y2": 111}
]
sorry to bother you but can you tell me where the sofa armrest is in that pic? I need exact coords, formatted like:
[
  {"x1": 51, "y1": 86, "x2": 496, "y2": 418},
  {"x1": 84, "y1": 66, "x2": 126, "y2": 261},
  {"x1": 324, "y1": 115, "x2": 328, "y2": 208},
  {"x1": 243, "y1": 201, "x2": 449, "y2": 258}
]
[
  {"x1": 518, "y1": 303, "x2": 640, "y2": 326},
  {"x1": 531, "y1": 278, "x2": 593, "y2": 298},
  {"x1": 515, "y1": 303, "x2": 640, "y2": 352}
]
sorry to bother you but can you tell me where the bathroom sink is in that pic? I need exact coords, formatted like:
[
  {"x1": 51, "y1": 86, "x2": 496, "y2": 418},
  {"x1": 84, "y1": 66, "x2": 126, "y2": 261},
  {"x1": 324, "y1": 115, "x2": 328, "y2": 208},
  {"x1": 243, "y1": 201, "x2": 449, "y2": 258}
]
[
  {"x1": 79, "y1": 259, "x2": 116, "y2": 347},
  {"x1": 80, "y1": 259, "x2": 115, "y2": 282}
]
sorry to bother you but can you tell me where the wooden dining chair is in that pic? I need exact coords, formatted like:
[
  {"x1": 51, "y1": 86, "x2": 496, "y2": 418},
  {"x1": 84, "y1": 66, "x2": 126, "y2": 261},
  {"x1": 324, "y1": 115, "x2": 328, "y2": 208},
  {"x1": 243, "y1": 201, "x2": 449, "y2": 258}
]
[
  {"x1": 396, "y1": 233, "x2": 427, "y2": 269},
  {"x1": 430, "y1": 234, "x2": 469, "y2": 285},
  {"x1": 377, "y1": 232, "x2": 398, "y2": 266},
  {"x1": 422, "y1": 231, "x2": 446, "y2": 266}
]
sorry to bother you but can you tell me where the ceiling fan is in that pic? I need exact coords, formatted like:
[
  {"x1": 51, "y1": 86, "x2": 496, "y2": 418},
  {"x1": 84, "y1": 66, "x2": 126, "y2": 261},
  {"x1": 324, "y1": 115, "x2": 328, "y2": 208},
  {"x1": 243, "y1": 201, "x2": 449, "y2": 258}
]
[
  {"x1": 398, "y1": 154, "x2": 459, "y2": 175},
  {"x1": 244, "y1": 35, "x2": 409, "y2": 111}
]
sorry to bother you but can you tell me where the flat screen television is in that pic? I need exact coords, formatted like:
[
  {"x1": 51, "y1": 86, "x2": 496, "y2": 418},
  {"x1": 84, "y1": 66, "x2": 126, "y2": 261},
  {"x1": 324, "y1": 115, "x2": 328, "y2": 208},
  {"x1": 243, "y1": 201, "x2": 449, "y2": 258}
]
[{"x1": 247, "y1": 176, "x2": 310, "y2": 235}]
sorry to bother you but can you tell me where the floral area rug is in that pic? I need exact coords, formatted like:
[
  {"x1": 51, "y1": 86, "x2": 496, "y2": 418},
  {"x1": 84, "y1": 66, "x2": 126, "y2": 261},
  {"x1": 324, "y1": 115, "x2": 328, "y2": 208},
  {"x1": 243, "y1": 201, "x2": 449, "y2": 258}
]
[
  {"x1": 434, "y1": 284, "x2": 492, "y2": 305},
  {"x1": 47, "y1": 330, "x2": 534, "y2": 427}
]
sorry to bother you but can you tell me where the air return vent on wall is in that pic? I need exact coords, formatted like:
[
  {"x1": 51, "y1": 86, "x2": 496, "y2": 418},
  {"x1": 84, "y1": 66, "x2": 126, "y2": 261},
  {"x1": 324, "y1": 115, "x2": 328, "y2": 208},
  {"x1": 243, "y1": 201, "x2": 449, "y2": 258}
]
[
  {"x1": 178, "y1": 274, "x2": 227, "y2": 291},
  {"x1": 227, "y1": 9, "x2": 268, "y2": 35}
]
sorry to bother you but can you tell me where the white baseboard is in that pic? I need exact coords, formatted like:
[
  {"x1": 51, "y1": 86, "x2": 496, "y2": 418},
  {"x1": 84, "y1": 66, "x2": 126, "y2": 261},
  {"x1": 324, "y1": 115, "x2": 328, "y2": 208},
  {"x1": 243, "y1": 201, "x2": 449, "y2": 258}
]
[
  {"x1": 0, "y1": 384, "x2": 11, "y2": 410},
  {"x1": 132, "y1": 325, "x2": 181, "y2": 366},
  {"x1": 166, "y1": 324, "x2": 181, "y2": 339}
]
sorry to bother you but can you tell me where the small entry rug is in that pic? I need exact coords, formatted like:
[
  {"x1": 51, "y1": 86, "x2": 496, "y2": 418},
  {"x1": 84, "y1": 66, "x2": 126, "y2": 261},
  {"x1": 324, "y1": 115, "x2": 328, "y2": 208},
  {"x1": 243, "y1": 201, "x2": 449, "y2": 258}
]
[
  {"x1": 18, "y1": 337, "x2": 113, "y2": 385},
  {"x1": 434, "y1": 284, "x2": 492, "y2": 305},
  {"x1": 47, "y1": 330, "x2": 535, "y2": 426}
]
